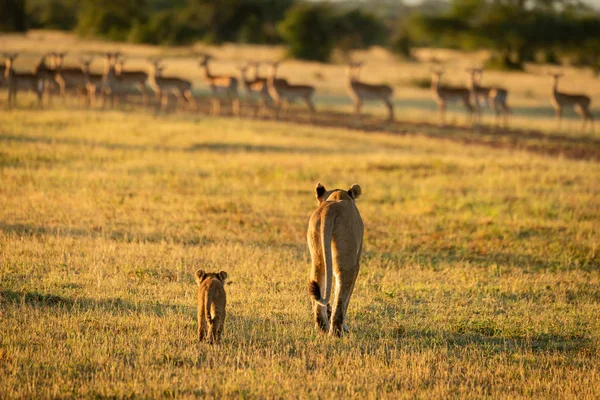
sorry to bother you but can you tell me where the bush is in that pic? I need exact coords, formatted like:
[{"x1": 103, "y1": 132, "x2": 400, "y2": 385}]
[
  {"x1": 407, "y1": 77, "x2": 431, "y2": 89},
  {"x1": 278, "y1": 3, "x2": 334, "y2": 62},
  {"x1": 392, "y1": 30, "x2": 413, "y2": 59},
  {"x1": 238, "y1": 14, "x2": 265, "y2": 44},
  {"x1": 0, "y1": 0, "x2": 27, "y2": 31},
  {"x1": 331, "y1": 9, "x2": 388, "y2": 50},
  {"x1": 27, "y1": 0, "x2": 78, "y2": 30},
  {"x1": 127, "y1": 9, "x2": 205, "y2": 45},
  {"x1": 76, "y1": 0, "x2": 147, "y2": 41},
  {"x1": 484, "y1": 53, "x2": 524, "y2": 71},
  {"x1": 535, "y1": 49, "x2": 561, "y2": 65}
]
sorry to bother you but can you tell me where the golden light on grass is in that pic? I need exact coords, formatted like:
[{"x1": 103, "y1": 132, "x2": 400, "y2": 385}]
[
  {"x1": 0, "y1": 31, "x2": 599, "y2": 398},
  {"x1": 0, "y1": 108, "x2": 598, "y2": 397}
]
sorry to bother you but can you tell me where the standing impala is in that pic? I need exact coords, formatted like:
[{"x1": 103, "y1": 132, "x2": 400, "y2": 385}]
[
  {"x1": 115, "y1": 58, "x2": 150, "y2": 105},
  {"x1": 431, "y1": 70, "x2": 474, "y2": 127},
  {"x1": 79, "y1": 57, "x2": 104, "y2": 108},
  {"x1": 238, "y1": 62, "x2": 272, "y2": 117},
  {"x1": 3, "y1": 53, "x2": 45, "y2": 108},
  {"x1": 466, "y1": 68, "x2": 510, "y2": 128},
  {"x1": 52, "y1": 52, "x2": 89, "y2": 103},
  {"x1": 346, "y1": 61, "x2": 394, "y2": 122},
  {"x1": 100, "y1": 52, "x2": 122, "y2": 109},
  {"x1": 267, "y1": 61, "x2": 315, "y2": 120},
  {"x1": 198, "y1": 54, "x2": 240, "y2": 116},
  {"x1": 548, "y1": 73, "x2": 594, "y2": 132},
  {"x1": 147, "y1": 58, "x2": 196, "y2": 112}
]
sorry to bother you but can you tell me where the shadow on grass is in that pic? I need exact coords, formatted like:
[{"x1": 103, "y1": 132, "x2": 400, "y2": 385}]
[
  {"x1": 366, "y1": 249, "x2": 591, "y2": 272},
  {"x1": 407, "y1": 327, "x2": 594, "y2": 354},
  {"x1": 186, "y1": 142, "x2": 331, "y2": 154},
  {"x1": 0, "y1": 222, "x2": 214, "y2": 246},
  {"x1": 0, "y1": 133, "x2": 336, "y2": 155},
  {"x1": 0, "y1": 222, "x2": 306, "y2": 255},
  {"x1": 1, "y1": 288, "x2": 595, "y2": 358},
  {"x1": 349, "y1": 324, "x2": 595, "y2": 356},
  {"x1": 0, "y1": 288, "x2": 194, "y2": 317}
]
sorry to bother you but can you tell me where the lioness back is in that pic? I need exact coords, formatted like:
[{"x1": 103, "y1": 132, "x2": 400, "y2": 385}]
[{"x1": 307, "y1": 183, "x2": 363, "y2": 337}]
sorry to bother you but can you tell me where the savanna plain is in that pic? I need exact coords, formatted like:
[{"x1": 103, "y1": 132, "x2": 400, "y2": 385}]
[
  {"x1": 1, "y1": 33, "x2": 600, "y2": 399},
  {"x1": 1, "y1": 109, "x2": 599, "y2": 398}
]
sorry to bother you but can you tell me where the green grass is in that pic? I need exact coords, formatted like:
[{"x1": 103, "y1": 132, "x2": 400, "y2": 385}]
[{"x1": 0, "y1": 109, "x2": 599, "y2": 398}]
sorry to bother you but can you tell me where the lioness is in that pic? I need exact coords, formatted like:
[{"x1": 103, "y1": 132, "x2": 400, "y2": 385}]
[
  {"x1": 194, "y1": 269, "x2": 228, "y2": 344},
  {"x1": 307, "y1": 183, "x2": 364, "y2": 337}
]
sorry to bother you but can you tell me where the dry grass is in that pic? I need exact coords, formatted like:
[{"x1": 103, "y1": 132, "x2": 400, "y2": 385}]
[{"x1": 0, "y1": 106, "x2": 599, "y2": 398}]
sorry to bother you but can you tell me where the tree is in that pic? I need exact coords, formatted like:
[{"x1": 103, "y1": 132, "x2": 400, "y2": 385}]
[
  {"x1": 331, "y1": 9, "x2": 389, "y2": 50},
  {"x1": 404, "y1": 0, "x2": 600, "y2": 70},
  {"x1": 76, "y1": 0, "x2": 147, "y2": 41},
  {"x1": 278, "y1": 3, "x2": 334, "y2": 62},
  {"x1": 0, "y1": 0, "x2": 27, "y2": 32},
  {"x1": 27, "y1": 0, "x2": 78, "y2": 30},
  {"x1": 185, "y1": 0, "x2": 295, "y2": 44}
]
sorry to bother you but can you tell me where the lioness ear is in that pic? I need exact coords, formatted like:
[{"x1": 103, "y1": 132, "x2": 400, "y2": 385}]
[
  {"x1": 315, "y1": 183, "x2": 326, "y2": 203},
  {"x1": 218, "y1": 271, "x2": 228, "y2": 282},
  {"x1": 348, "y1": 184, "x2": 362, "y2": 199},
  {"x1": 194, "y1": 269, "x2": 206, "y2": 285}
]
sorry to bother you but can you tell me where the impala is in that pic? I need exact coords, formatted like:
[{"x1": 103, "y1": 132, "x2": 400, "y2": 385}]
[
  {"x1": 238, "y1": 62, "x2": 272, "y2": 117},
  {"x1": 548, "y1": 72, "x2": 594, "y2": 132},
  {"x1": 79, "y1": 57, "x2": 104, "y2": 108},
  {"x1": 431, "y1": 70, "x2": 474, "y2": 127},
  {"x1": 115, "y1": 58, "x2": 150, "y2": 105},
  {"x1": 52, "y1": 52, "x2": 89, "y2": 103},
  {"x1": 266, "y1": 61, "x2": 315, "y2": 120},
  {"x1": 147, "y1": 58, "x2": 196, "y2": 112},
  {"x1": 346, "y1": 61, "x2": 394, "y2": 122},
  {"x1": 466, "y1": 68, "x2": 510, "y2": 128},
  {"x1": 3, "y1": 53, "x2": 45, "y2": 108},
  {"x1": 100, "y1": 52, "x2": 122, "y2": 108},
  {"x1": 252, "y1": 61, "x2": 287, "y2": 88},
  {"x1": 198, "y1": 54, "x2": 240, "y2": 116}
]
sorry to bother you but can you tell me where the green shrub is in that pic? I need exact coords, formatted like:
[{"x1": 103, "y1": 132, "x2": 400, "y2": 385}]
[
  {"x1": 76, "y1": 0, "x2": 147, "y2": 41},
  {"x1": 408, "y1": 77, "x2": 431, "y2": 89},
  {"x1": 0, "y1": 0, "x2": 27, "y2": 31},
  {"x1": 392, "y1": 30, "x2": 413, "y2": 59},
  {"x1": 331, "y1": 9, "x2": 388, "y2": 50},
  {"x1": 27, "y1": 0, "x2": 78, "y2": 30},
  {"x1": 484, "y1": 53, "x2": 524, "y2": 71},
  {"x1": 278, "y1": 3, "x2": 334, "y2": 62}
]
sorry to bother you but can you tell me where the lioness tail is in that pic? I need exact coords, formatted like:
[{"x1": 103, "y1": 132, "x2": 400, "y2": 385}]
[{"x1": 309, "y1": 280, "x2": 328, "y2": 306}]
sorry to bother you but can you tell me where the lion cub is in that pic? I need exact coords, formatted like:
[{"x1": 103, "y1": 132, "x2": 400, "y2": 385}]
[{"x1": 194, "y1": 269, "x2": 228, "y2": 344}]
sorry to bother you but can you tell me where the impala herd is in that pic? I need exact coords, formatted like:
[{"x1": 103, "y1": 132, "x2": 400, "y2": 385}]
[{"x1": 0, "y1": 51, "x2": 595, "y2": 132}]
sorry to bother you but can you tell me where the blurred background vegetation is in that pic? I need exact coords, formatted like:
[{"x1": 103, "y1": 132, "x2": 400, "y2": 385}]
[{"x1": 1, "y1": 0, "x2": 599, "y2": 70}]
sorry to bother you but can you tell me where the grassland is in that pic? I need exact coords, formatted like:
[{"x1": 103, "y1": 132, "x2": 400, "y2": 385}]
[
  {"x1": 0, "y1": 104, "x2": 599, "y2": 398},
  {"x1": 2, "y1": 30, "x2": 600, "y2": 136}
]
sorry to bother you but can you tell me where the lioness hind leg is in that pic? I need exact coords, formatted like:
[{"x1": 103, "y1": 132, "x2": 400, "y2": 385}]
[
  {"x1": 314, "y1": 303, "x2": 329, "y2": 332},
  {"x1": 214, "y1": 314, "x2": 224, "y2": 344},
  {"x1": 326, "y1": 304, "x2": 348, "y2": 332},
  {"x1": 330, "y1": 298, "x2": 345, "y2": 337},
  {"x1": 342, "y1": 272, "x2": 358, "y2": 334},
  {"x1": 207, "y1": 321, "x2": 216, "y2": 344},
  {"x1": 207, "y1": 315, "x2": 224, "y2": 345},
  {"x1": 198, "y1": 306, "x2": 207, "y2": 341},
  {"x1": 330, "y1": 275, "x2": 357, "y2": 337}
]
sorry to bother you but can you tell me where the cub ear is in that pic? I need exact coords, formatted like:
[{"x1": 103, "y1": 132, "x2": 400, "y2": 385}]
[
  {"x1": 315, "y1": 183, "x2": 326, "y2": 202},
  {"x1": 194, "y1": 269, "x2": 206, "y2": 285},
  {"x1": 218, "y1": 271, "x2": 228, "y2": 282},
  {"x1": 348, "y1": 184, "x2": 362, "y2": 199}
]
